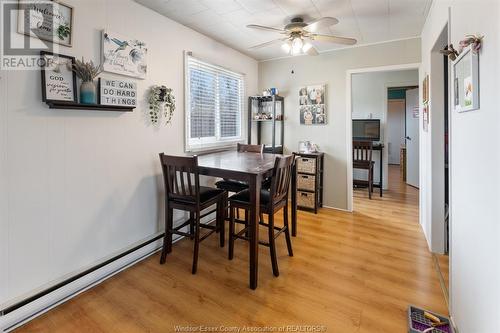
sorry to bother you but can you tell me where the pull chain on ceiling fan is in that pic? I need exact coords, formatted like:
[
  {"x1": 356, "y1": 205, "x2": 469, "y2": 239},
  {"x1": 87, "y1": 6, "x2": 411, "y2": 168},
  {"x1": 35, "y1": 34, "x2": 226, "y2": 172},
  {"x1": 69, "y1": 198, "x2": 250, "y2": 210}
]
[{"x1": 247, "y1": 17, "x2": 357, "y2": 56}]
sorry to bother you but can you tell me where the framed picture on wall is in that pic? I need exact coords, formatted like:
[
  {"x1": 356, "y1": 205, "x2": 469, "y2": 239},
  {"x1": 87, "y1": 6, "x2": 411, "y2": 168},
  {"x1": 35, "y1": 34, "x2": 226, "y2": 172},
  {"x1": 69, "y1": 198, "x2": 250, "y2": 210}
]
[
  {"x1": 299, "y1": 84, "x2": 327, "y2": 125},
  {"x1": 422, "y1": 74, "x2": 429, "y2": 103},
  {"x1": 102, "y1": 31, "x2": 148, "y2": 79},
  {"x1": 423, "y1": 105, "x2": 429, "y2": 132},
  {"x1": 40, "y1": 51, "x2": 77, "y2": 102},
  {"x1": 18, "y1": 0, "x2": 74, "y2": 47},
  {"x1": 452, "y1": 45, "x2": 479, "y2": 112}
]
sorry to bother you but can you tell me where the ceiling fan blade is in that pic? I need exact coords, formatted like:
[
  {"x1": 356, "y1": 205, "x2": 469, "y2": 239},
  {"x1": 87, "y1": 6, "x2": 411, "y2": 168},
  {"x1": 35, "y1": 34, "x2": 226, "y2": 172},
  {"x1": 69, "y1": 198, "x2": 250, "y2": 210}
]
[
  {"x1": 310, "y1": 34, "x2": 357, "y2": 45},
  {"x1": 246, "y1": 24, "x2": 286, "y2": 33},
  {"x1": 248, "y1": 38, "x2": 287, "y2": 50},
  {"x1": 304, "y1": 17, "x2": 339, "y2": 32},
  {"x1": 304, "y1": 44, "x2": 319, "y2": 56}
]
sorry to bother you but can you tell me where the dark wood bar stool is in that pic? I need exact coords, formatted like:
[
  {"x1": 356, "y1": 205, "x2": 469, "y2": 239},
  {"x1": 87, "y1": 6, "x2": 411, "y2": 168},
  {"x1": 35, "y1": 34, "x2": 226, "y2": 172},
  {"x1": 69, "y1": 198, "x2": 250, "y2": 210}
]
[
  {"x1": 228, "y1": 155, "x2": 294, "y2": 277},
  {"x1": 353, "y1": 140, "x2": 375, "y2": 199},
  {"x1": 159, "y1": 153, "x2": 227, "y2": 274}
]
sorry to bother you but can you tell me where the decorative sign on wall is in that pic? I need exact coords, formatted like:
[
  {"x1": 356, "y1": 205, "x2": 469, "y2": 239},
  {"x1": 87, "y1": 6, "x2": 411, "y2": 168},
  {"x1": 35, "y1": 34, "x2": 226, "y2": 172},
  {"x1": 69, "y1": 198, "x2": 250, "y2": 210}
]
[
  {"x1": 299, "y1": 84, "x2": 327, "y2": 125},
  {"x1": 40, "y1": 51, "x2": 77, "y2": 102},
  {"x1": 452, "y1": 45, "x2": 479, "y2": 112},
  {"x1": 102, "y1": 31, "x2": 147, "y2": 79},
  {"x1": 98, "y1": 78, "x2": 137, "y2": 107},
  {"x1": 18, "y1": 0, "x2": 74, "y2": 47}
]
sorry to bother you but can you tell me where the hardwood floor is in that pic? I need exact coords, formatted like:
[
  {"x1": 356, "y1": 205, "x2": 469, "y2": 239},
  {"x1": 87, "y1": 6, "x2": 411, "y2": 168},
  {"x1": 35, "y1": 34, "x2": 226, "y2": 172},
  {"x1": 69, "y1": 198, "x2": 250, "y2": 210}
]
[{"x1": 16, "y1": 166, "x2": 447, "y2": 333}]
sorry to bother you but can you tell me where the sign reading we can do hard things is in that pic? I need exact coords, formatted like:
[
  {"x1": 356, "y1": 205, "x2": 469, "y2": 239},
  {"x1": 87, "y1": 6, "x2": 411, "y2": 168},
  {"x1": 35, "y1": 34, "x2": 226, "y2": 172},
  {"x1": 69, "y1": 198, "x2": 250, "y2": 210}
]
[{"x1": 99, "y1": 78, "x2": 137, "y2": 106}]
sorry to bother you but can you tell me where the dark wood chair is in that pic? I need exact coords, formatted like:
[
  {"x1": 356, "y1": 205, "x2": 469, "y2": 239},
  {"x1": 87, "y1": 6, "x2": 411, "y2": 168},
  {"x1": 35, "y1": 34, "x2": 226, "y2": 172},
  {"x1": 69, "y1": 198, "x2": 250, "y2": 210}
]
[
  {"x1": 159, "y1": 153, "x2": 227, "y2": 274},
  {"x1": 215, "y1": 143, "x2": 269, "y2": 230},
  {"x1": 353, "y1": 140, "x2": 375, "y2": 199},
  {"x1": 228, "y1": 155, "x2": 294, "y2": 277}
]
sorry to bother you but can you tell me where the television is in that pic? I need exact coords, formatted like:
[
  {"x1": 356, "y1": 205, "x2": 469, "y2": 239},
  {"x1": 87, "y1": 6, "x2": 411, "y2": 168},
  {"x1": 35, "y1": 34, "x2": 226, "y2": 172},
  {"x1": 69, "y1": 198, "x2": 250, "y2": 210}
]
[{"x1": 352, "y1": 119, "x2": 380, "y2": 141}]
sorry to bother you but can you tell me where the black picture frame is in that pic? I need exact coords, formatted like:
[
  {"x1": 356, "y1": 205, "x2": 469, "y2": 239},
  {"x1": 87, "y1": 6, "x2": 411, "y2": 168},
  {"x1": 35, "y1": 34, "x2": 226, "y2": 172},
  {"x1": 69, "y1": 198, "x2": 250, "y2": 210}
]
[{"x1": 40, "y1": 51, "x2": 77, "y2": 103}]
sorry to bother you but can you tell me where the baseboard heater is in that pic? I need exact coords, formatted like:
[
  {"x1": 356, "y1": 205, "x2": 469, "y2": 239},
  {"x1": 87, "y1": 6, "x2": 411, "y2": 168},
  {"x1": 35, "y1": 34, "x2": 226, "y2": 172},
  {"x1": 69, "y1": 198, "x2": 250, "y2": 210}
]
[{"x1": 0, "y1": 232, "x2": 166, "y2": 331}]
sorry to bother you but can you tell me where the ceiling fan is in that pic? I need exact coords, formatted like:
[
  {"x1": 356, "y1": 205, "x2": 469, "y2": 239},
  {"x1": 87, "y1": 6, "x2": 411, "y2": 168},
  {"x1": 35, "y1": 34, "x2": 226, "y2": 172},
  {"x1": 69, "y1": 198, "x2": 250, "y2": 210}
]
[{"x1": 247, "y1": 17, "x2": 357, "y2": 56}]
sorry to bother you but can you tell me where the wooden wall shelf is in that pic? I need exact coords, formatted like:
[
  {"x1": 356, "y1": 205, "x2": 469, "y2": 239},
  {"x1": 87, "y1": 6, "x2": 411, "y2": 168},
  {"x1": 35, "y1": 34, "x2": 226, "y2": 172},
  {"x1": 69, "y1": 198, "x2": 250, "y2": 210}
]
[{"x1": 46, "y1": 101, "x2": 135, "y2": 112}]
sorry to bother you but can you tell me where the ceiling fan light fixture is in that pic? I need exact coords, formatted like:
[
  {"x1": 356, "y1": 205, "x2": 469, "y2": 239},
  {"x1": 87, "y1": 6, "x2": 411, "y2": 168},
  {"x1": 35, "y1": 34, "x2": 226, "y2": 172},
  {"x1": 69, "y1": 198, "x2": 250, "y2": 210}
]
[
  {"x1": 281, "y1": 41, "x2": 292, "y2": 53},
  {"x1": 291, "y1": 37, "x2": 303, "y2": 55},
  {"x1": 302, "y1": 42, "x2": 313, "y2": 53},
  {"x1": 247, "y1": 16, "x2": 355, "y2": 56}
]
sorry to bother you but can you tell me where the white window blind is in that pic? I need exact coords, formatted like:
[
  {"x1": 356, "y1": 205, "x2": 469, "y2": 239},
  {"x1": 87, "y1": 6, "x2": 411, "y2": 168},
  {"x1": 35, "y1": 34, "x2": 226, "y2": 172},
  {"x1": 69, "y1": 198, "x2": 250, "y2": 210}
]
[{"x1": 185, "y1": 55, "x2": 244, "y2": 151}]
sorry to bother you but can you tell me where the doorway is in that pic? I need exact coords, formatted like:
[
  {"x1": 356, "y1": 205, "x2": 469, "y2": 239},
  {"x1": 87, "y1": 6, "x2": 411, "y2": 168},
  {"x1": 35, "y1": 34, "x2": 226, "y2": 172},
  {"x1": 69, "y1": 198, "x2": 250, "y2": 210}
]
[
  {"x1": 428, "y1": 23, "x2": 451, "y2": 305},
  {"x1": 386, "y1": 86, "x2": 419, "y2": 189},
  {"x1": 348, "y1": 66, "x2": 419, "y2": 208}
]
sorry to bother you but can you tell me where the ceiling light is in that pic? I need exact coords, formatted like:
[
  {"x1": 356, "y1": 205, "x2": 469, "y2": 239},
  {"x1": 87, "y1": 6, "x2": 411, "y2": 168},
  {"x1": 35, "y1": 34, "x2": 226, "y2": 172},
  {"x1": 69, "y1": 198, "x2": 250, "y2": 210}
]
[
  {"x1": 291, "y1": 37, "x2": 303, "y2": 55},
  {"x1": 302, "y1": 43, "x2": 312, "y2": 53},
  {"x1": 281, "y1": 42, "x2": 291, "y2": 53}
]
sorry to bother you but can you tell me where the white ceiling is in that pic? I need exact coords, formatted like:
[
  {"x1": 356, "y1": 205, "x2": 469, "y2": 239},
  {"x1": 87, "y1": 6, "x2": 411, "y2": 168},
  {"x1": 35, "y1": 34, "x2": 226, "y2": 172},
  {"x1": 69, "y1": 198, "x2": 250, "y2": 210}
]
[{"x1": 135, "y1": 0, "x2": 432, "y2": 61}]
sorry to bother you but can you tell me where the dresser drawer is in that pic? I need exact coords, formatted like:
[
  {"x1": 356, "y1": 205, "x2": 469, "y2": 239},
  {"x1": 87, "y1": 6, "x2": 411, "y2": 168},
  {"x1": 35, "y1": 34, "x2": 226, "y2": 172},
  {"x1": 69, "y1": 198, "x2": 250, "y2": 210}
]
[
  {"x1": 296, "y1": 157, "x2": 316, "y2": 174},
  {"x1": 297, "y1": 191, "x2": 315, "y2": 208},
  {"x1": 297, "y1": 174, "x2": 316, "y2": 191}
]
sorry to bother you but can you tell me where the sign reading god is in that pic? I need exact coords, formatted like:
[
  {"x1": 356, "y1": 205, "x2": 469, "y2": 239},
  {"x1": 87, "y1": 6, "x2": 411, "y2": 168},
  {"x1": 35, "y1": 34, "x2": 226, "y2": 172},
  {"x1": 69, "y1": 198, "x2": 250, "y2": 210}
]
[{"x1": 99, "y1": 78, "x2": 137, "y2": 107}]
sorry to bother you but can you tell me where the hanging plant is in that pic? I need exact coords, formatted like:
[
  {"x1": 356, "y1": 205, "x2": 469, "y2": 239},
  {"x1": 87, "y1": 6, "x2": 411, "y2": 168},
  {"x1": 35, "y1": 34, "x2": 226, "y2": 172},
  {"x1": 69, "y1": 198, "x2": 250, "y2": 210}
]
[{"x1": 148, "y1": 85, "x2": 175, "y2": 124}]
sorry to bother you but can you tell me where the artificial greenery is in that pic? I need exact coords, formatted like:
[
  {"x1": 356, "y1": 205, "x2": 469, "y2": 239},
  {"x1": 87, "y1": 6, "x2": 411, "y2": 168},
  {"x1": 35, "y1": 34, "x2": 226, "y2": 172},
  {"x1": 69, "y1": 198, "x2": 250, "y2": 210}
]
[
  {"x1": 148, "y1": 85, "x2": 175, "y2": 125},
  {"x1": 72, "y1": 58, "x2": 102, "y2": 82},
  {"x1": 57, "y1": 24, "x2": 71, "y2": 40}
]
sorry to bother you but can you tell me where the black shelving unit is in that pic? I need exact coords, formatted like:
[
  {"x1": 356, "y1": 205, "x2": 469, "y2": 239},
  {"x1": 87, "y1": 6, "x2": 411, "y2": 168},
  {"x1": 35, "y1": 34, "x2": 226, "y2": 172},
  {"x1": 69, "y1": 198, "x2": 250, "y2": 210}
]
[{"x1": 247, "y1": 95, "x2": 284, "y2": 154}]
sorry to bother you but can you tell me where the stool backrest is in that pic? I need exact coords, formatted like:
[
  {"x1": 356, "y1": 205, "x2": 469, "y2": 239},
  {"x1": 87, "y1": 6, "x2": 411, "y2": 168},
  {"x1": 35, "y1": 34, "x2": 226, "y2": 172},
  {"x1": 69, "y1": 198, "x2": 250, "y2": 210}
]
[
  {"x1": 237, "y1": 143, "x2": 264, "y2": 154},
  {"x1": 270, "y1": 155, "x2": 294, "y2": 204},
  {"x1": 353, "y1": 140, "x2": 373, "y2": 162},
  {"x1": 159, "y1": 153, "x2": 199, "y2": 203}
]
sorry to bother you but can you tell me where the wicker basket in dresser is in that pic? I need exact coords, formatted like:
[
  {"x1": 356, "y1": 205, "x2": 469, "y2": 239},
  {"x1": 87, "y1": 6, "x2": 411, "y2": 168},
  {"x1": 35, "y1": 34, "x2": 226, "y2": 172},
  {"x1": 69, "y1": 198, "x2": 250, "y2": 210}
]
[{"x1": 292, "y1": 152, "x2": 324, "y2": 214}]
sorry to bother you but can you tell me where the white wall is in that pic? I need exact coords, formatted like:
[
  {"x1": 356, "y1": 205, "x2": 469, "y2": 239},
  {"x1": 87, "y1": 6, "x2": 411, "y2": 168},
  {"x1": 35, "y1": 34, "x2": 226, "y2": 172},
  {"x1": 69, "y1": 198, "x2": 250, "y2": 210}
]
[
  {"x1": 0, "y1": 0, "x2": 258, "y2": 306},
  {"x1": 421, "y1": 0, "x2": 500, "y2": 331},
  {"x1": 351, "y1": 70, "x2": 418, "y2": 188},
  {"x1": 259, "y1": 39, "x2": 420, "y2": 209}
]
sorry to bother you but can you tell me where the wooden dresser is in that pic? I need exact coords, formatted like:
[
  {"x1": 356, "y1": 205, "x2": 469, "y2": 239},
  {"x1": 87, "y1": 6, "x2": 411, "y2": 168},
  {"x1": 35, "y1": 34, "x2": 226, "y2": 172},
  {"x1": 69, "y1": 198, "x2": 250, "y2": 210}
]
[{"x1": 292, "y1": 152, "x2": 324, "y2": 214}]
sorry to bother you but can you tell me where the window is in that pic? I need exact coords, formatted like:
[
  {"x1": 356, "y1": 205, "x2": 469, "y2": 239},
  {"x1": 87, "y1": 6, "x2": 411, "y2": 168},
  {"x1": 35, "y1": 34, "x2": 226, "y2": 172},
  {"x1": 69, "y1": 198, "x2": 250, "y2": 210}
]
[{"x1": 185, "y1": 55, "x2": 244, "y2": 151}]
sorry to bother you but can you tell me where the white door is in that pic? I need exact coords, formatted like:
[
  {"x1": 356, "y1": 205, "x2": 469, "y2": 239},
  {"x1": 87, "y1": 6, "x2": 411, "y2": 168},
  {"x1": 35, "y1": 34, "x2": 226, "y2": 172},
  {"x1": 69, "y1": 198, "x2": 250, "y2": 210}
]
[
  {"x1": 387, "y1": 100, "x2": 405, "y2": 165},
  {"x1": 405, "y1": 88, "x2": 419, "y2": 188}
]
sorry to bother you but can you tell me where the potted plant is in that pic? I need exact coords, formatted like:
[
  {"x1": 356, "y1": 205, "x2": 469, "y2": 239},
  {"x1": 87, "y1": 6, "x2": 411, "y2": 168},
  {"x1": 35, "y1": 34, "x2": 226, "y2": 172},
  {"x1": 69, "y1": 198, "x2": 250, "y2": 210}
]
[{"x1": 72, "y1": 58, "x2": 102, "y2": 104}]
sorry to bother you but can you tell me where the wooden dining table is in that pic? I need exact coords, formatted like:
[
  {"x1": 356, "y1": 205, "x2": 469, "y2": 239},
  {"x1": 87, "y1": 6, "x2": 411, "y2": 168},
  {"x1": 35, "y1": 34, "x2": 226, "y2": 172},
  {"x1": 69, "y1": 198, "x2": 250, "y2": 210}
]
[{"x1": 197, "y1": 150, "x2": 297, "y2": 290}]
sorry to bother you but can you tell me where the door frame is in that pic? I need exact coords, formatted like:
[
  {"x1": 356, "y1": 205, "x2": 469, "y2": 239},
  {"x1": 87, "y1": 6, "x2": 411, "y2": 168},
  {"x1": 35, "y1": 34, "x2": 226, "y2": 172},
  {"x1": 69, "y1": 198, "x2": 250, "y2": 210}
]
[{"x1": 346, "y1": 63, "x2": 420, "y2": 212}]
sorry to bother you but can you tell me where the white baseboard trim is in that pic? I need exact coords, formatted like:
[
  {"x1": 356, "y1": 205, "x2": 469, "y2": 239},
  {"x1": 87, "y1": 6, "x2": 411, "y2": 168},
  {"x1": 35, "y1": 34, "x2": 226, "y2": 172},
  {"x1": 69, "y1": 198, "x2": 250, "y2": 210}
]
[
  {"x1": 322, "y1": 205, "x2": 352, "y2": 213},
  {"x1": 0, "y1": 234, "x2": 178, "y2": 332},
  {"x1": 0, "y1": 210, "x2": 217, "y2": 332}
]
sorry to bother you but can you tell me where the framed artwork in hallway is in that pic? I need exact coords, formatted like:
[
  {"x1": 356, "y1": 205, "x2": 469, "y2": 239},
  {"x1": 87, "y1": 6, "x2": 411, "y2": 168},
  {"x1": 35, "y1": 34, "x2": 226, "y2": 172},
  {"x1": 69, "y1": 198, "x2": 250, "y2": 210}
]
[{"x1": 452, "y1": 45, "x2": 479, "y2": 112}]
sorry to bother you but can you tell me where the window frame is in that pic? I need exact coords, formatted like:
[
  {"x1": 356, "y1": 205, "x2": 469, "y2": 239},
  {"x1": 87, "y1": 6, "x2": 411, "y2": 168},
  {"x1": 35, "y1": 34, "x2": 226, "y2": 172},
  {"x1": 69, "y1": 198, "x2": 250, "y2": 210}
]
[{"x1": 184, "y1": 54, "x2": 245, "y2": 152}]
